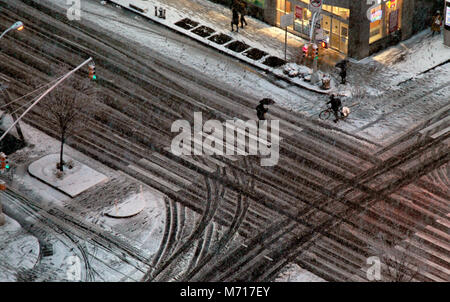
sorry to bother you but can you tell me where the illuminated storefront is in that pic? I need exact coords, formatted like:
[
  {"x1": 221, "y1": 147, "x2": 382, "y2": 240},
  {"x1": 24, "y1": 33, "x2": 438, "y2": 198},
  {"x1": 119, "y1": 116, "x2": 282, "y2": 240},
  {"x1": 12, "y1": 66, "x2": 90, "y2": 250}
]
[
  {"x1": 275, "y1": 0, "x2": 349, "y2": 54},
  {"x1": 369, "y1": 0, "x2": 402, "y2": 44},
  {"x1": 207, "y1": 0, "x2": 440, "y2": 59}
]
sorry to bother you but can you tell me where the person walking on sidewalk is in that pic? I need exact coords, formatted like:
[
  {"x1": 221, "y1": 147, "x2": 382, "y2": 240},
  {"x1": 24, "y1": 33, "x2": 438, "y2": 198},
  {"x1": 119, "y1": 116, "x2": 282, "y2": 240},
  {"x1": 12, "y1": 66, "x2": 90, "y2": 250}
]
[
  {"x1": 335, "y1": 59, "x2": 348, "y2": 85},
  {"x1": 239, "y1": 0, "x2": 248, "y2": 28},
  {"x1": 431, "y1": 10, "x2": 442, "y2": 37},
  {"x1": 231, "y1": 4, "x2": 240, "y2": 32}
]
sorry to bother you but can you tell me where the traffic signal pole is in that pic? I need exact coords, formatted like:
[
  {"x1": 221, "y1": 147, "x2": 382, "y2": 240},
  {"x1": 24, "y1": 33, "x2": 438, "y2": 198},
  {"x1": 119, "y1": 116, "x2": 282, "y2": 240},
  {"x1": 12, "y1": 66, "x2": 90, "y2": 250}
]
[
  {"x1": 310, "y1": 12, "x2": 320, "y2": 84},
  {"x1": 0, "y1": 57, "x2": 93, "y2": 142}
]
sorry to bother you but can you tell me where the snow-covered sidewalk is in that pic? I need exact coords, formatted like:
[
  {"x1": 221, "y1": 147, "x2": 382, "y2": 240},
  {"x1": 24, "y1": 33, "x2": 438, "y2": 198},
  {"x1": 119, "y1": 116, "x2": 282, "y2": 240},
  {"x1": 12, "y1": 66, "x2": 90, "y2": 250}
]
[
  {"x1": 0, "y1": 215, "x2": 40, "y2": 281},
  {"x1": 104, "y1": 0, "x2": 334, "y2": 93}
]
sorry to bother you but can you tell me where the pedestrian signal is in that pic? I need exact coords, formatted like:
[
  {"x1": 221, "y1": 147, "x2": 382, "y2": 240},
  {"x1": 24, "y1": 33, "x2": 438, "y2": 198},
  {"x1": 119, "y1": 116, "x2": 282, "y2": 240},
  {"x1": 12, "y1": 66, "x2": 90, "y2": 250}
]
[
  {"x1": 312, "y1": 44, "x2": 319, "y2": 60},
  {"x1": 0, "y1": 153, "x2": 7, "y2": 171},
  {"x1": 88, "y1": 64, "x2": 96, "y2": 80}
]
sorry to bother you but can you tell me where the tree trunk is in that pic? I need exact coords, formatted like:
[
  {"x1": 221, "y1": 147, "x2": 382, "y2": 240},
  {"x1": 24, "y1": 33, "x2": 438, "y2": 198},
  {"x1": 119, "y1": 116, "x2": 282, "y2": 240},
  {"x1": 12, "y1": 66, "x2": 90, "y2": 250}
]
[{"x1": 59, "y1": 134, "x2": 65, "y2": 172}]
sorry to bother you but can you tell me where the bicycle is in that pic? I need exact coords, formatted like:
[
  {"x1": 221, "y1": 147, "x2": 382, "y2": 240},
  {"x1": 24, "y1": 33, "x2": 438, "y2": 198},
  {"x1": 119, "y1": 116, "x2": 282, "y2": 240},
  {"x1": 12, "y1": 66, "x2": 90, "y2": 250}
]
[{"x1": 319, "y1": 105, "x2": 350, "y2": 121}]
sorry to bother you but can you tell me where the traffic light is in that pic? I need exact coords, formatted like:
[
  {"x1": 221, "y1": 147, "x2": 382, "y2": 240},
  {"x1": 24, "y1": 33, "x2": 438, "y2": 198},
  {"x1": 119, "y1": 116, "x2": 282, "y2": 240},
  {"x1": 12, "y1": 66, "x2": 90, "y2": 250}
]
[
  {"x1": 302, "y1": 44, "x2": 308, "y2": 56},
  {"x1": 88, "y1": 63, "x2": 96, "y2": 80},
  {"x1": 0, "y1": 153, "x2": 7, "y2": 171},
  {"x1": 312, "y1": 44, "x2": 319, "y2": 60},
  {"x1": 321, "y1": 41, "x2": 328, "y2": 49}
]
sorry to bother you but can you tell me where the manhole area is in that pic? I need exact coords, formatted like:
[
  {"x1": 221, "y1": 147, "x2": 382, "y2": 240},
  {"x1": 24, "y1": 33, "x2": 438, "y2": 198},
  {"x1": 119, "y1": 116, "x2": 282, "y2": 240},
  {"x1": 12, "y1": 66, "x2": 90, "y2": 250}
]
[
  {"x1": 263, "y1": 56, "x2": 286, "y2": 68},
  {"x1": 226, "y1": 41, "x2": 250, "y2": 53},
  {"x1": 208, "y1": 33, "x2": 233, "y2": 45},
  {"x1": 192, "y1": 25, "x2": 216, "y2": 37},
  {"x1": 175, "y1": 18, "x2": 199, "y2": 30},
  {"x1": 243, "y1": 48, "x2": 268, "y2": 61}
]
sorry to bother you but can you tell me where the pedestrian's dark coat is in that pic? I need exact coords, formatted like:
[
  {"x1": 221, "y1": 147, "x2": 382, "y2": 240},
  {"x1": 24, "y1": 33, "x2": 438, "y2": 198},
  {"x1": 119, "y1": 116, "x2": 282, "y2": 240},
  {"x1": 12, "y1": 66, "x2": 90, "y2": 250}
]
[
  {"x1": 256, "y1": 103, "x2": 268, "y2": 120},
  {"x1": 230, "y1": 0, "x2": 239, "y2": 10},
  {"x1": 238, "y1": 1, "x2": 247, "y2": 15},
  {"x1": 327, "y1": 95, "x2": 342, "y2": 111},
  {"x1": 431, "y1": 14, "x2": 442, "y2": 32},
  {"x1": 335, "y1": 60, "x2": 347, "y2": 71},
  {"x1": 232, "y1": 8, "x2": 239, "y2": 25}
]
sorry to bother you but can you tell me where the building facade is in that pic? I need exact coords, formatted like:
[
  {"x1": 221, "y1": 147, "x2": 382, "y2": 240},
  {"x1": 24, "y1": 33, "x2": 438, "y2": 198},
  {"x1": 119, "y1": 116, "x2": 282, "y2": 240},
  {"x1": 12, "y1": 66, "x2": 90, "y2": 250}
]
[{"x1": 209, "y1": 0, "x2": 443, "y2": 59}]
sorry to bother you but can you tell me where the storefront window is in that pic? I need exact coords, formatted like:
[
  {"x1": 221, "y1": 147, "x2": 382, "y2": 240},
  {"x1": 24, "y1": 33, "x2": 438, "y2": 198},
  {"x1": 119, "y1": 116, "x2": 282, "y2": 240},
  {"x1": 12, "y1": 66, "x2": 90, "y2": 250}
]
[
  {"x1": 369, "y1": 0, "x2": 402, "y2": 44},
  {"x1": 276, "y1": 0, "x2": 292, "y2": 26},
  {"x1": 369, "y1": 4, "x2": 383, "y2": 43},
  {"x1": 275, "y1": 0, "x2": 348, "y2": 54}
]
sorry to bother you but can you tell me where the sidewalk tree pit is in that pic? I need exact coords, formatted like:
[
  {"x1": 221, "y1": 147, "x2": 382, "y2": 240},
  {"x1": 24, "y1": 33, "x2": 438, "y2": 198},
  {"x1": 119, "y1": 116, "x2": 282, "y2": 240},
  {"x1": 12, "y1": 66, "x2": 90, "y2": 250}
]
[
  {"x1": 175, "y1": 18, "x2": 199, "y2": 30},
  {"x1": 243, "y1": 48, "x2": 268, "y2": 61},
  {"x1": 192, "y1": 25, "x2": 215, "y2": 38},
  {"x1": 226, "y1": 41, "x2": 250, "y2": 53},
  {"x1": 263, "y1": 56, "x2": 286, "y2": 68},
  {"x1": 208, "y1": 33, "x2": 232, "y2": 45}
]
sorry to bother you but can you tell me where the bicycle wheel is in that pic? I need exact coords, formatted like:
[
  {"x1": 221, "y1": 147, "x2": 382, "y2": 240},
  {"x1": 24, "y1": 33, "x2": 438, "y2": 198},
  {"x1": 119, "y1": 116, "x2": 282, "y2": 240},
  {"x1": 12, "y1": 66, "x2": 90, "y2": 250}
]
[{"x1": 319, "y1": 109, "x2": 331, "y2": 120}]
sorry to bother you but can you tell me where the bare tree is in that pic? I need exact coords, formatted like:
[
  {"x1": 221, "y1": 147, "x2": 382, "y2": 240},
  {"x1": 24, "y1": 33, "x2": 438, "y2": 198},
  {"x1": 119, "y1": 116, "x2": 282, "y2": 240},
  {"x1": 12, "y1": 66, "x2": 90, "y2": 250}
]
[
  {"x1": 40, "y1": 75, "x2": 97, "y2": 172},
  {"x1": 368, "y1": 230, "x2": 427, "y2": 282},
  {"x1": 362, "y1": 204, "x2": 430, "y2": 282}
]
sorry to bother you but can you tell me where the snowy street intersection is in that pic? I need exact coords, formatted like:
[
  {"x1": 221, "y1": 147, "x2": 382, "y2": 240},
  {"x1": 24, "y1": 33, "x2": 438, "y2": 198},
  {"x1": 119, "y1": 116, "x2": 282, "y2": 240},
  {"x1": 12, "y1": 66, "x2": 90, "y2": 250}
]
[{"x1": 0, "y1": 0, "x2": 449, "y2": 282}]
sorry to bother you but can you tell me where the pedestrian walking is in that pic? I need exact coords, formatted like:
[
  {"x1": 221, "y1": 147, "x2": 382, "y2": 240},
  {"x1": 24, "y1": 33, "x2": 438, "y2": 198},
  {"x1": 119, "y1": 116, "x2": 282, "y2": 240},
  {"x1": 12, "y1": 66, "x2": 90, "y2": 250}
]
[
  {"x1": 231, "y1": 7, "x2": 240, "y2": 32},
  {"x1": 335, "y1": 59, "x2": 348, "y2": 85},
  {"x1": 239, "y1": 0, "x2": 248, "y2": 28},
  {"x1": 256, "y1": 103, "x2": 268, "y2": 120},
  {"x1": 431, "y1": 10, "x2": 442, "y2": 36},
  {"x1": 230, "y1": 0, "x2": 239, "y2": 10}
]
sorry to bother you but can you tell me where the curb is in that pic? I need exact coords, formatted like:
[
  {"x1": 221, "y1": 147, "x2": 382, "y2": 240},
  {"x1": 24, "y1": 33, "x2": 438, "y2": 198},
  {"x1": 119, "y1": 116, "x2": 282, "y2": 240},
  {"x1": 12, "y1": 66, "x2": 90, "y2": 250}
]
[{"x1": 104, "y1": 0, "x2": 332, "y2": 94}]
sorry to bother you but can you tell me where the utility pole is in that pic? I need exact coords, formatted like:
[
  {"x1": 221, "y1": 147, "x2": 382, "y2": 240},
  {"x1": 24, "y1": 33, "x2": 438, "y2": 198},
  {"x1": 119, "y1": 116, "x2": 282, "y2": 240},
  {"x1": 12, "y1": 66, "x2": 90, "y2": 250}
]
[
  {"x1": 284, "y1": 0, "x2": 287, "y2": 61},
  {"x1": 0, "y1": 57, "x2": 93, "y2": 142},
  {"x1": 0, "y1": 180, "x2": 5, "y2": 226},
  {"x1": 310, "y1": 12, "x2": 320, "y2": 84},
  {"x1": 308, "y1": 0, "x2": 322, "y2": 84},
  {"x1": 0, "y1": 83, "x2": 25, "y2": 142}
]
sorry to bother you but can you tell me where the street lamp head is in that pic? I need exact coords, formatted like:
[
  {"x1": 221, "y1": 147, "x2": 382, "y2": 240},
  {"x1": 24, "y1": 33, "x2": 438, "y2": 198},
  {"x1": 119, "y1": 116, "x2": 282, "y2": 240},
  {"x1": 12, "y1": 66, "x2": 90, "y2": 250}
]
[{"x1": 12, "y1": 21, "x2": 24, "y2": 31}]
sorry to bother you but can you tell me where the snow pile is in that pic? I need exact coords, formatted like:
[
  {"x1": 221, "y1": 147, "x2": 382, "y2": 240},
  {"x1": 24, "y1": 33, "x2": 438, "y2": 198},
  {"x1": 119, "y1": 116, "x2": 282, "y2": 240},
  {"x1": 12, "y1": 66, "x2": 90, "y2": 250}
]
[
  {"x1": 274, "y1": 263, "x2": 326, "y2": 282},
  {"x1": 0, "y1": 215, "x2": 40, "y2": 281},
  {"x1": 105, "y1": 190, "x2": 148, "y2": 218},
  {"x1": 283, "y1": 63, "x2": 312, "y2": 78}
]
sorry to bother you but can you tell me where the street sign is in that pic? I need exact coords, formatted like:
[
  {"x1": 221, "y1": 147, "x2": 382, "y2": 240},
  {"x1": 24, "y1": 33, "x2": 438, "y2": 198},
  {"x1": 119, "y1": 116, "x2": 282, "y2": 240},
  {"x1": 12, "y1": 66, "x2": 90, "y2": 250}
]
[
  {"x1": 280, "y1": 13, "x2": 294, "y2": 27},
  {"x1": 309, "y1": 0, "x2": 322, "y2": 13},
  {"x1": 295, "y1": 6, "x2": 303, "y2": 19}
]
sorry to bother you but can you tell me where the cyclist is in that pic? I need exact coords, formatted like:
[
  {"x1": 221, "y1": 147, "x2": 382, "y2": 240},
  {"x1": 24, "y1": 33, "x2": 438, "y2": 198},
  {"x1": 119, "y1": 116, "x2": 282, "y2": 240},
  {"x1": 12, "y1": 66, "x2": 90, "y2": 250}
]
[{"x1": 327, "y1": 94, "x2": 342, "y2": 123}]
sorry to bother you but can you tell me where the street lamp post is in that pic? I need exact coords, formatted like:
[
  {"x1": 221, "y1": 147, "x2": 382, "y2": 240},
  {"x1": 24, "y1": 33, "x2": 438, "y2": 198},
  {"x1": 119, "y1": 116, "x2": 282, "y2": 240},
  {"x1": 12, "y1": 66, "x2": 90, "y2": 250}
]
[
  {"x1": 0, "y1": 57, "x2": 94, "y2": 142},
  {"x1": 0, "y1": 21, "x2": 24, "y2": 40},
  {"x1": 0, "y1": 21, "x2": 25, "y2": 142}
]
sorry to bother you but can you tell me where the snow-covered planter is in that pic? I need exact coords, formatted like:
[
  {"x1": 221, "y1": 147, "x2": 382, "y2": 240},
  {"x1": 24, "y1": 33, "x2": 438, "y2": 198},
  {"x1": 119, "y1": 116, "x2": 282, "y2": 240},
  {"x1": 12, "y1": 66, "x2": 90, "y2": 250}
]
[{"x1": 29, "y1": 154, "x2": 108, "y2": 197}]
